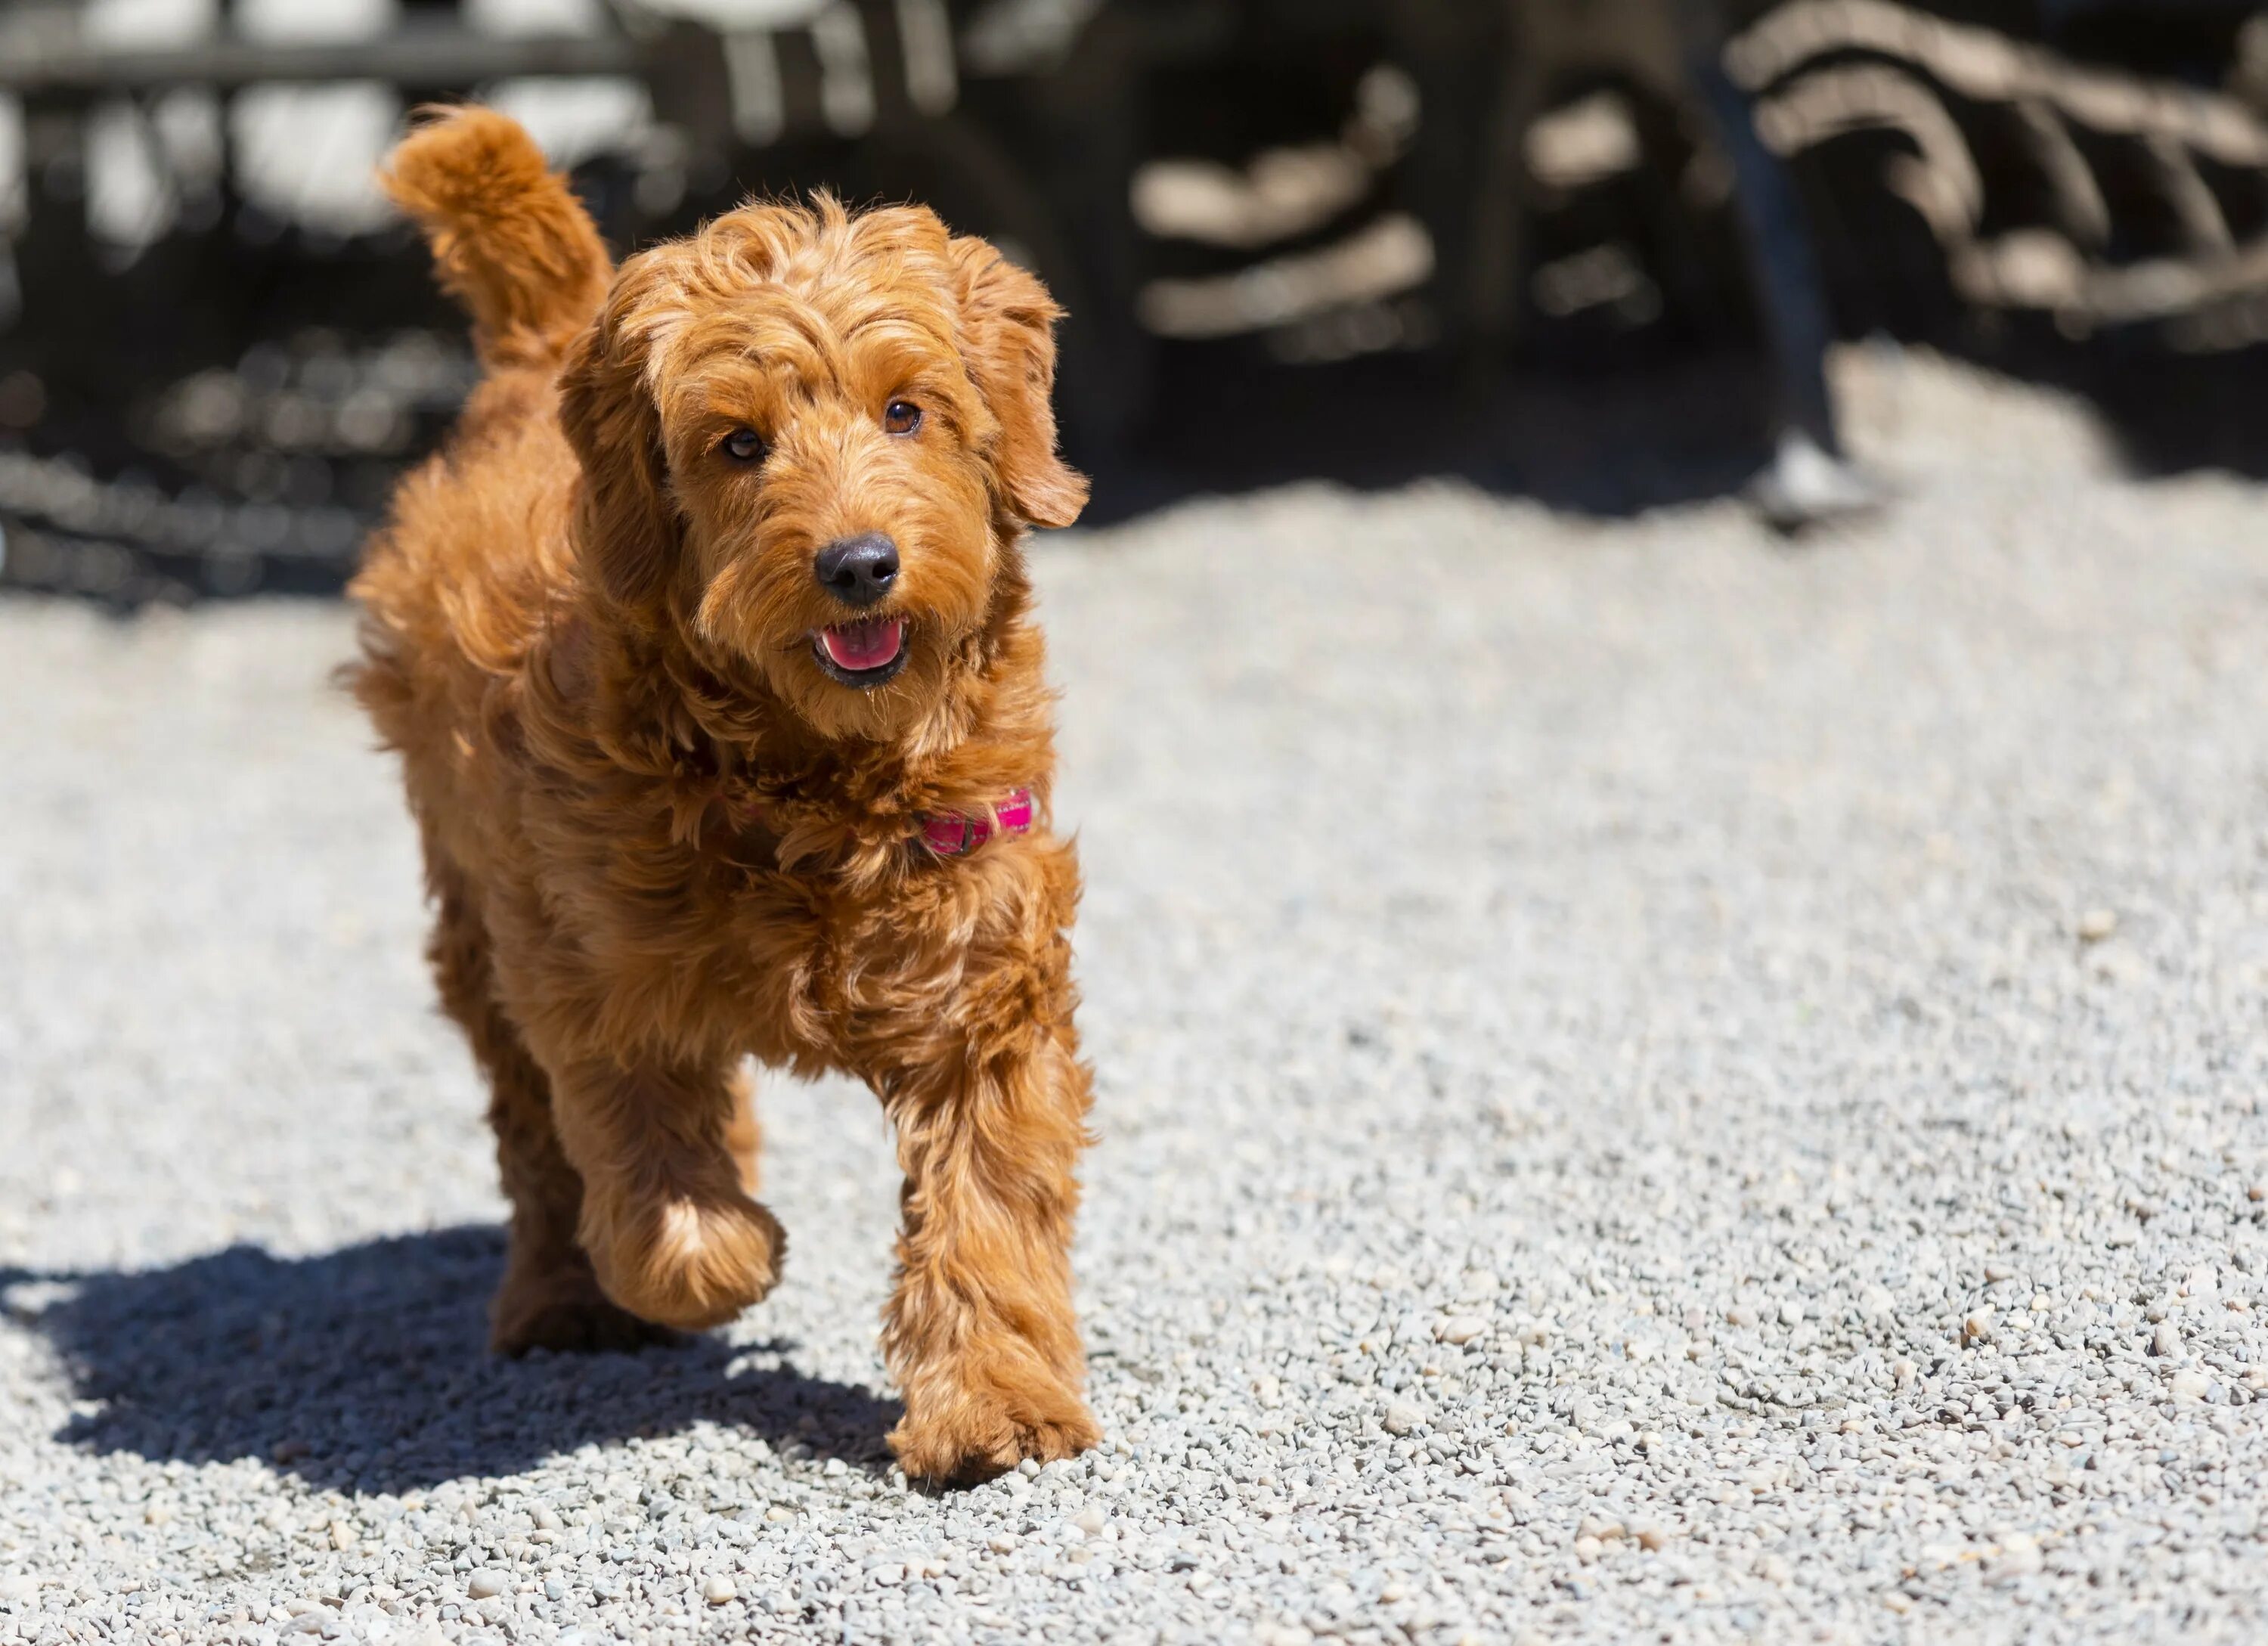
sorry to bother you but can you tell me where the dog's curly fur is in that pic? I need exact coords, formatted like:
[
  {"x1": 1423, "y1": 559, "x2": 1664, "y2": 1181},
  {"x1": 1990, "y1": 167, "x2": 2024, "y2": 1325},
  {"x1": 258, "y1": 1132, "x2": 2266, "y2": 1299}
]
[{"x1": 348, "y1": 108, "x2": 1098, "y2": 1483}]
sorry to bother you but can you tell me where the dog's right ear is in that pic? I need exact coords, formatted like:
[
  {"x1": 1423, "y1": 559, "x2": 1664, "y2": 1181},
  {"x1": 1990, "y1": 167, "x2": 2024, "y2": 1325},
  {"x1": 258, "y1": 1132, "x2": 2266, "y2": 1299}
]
[
  {"x1": 947, "y1": 237, "x2": 1089, "y2": 530},
  {"x1": 557, "y1": 253, "x2": 681, "y2": 615}
]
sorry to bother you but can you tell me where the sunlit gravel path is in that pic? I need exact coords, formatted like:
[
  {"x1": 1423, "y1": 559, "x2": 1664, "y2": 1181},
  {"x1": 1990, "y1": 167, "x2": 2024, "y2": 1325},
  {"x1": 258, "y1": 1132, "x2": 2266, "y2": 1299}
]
[{"x1": 6, "y1": 350, "x2": 2268, "y2": 1644}]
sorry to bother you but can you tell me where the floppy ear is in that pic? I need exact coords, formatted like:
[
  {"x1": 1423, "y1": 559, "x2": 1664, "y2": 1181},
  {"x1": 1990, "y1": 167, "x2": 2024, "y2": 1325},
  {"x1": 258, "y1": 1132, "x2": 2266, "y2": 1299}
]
[
  {"x1": 948, "y1": 237, "x2": 1089, "y2": 530},
  {"x1": 557, "y1": 257, "x2": 681, "y2": 613}
]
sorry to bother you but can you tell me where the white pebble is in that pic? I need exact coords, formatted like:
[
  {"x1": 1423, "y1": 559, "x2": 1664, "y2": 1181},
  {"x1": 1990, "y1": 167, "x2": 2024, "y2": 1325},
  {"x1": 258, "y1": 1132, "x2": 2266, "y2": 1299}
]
[
  {"x1": 1987, "y1": 1540, "x2": 2044, "y2": 1584},
  {"x1": 1382, "y1": 1400, "x2": 1425, "y2": 1437}
]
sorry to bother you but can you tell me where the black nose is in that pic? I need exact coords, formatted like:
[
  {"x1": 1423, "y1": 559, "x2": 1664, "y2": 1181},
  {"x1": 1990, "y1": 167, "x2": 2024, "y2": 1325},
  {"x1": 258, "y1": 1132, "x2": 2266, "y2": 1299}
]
[{"x1": 812, "y1": 532, "x2": 899, "y2": 607}]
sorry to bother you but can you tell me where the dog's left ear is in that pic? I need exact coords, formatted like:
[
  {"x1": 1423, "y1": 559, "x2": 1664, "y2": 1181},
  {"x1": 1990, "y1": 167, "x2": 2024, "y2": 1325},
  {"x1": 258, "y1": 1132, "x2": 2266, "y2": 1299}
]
[{"x1": 949, "y1": 238, "x2": 1089, "y2": 530}]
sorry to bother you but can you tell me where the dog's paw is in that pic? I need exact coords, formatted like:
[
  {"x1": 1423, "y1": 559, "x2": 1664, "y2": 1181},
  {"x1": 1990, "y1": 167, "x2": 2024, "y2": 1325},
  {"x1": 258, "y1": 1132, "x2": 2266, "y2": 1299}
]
[
  {"x1": 491, "y1": 1276, "x2": 680, "y2": 1356},
  {"x1": 582, "y1": 1190, "x2": 786, "y2": 1332},
  {"x1": 889, "y1": 1368, "x2": 1099, "y2": 1487}
]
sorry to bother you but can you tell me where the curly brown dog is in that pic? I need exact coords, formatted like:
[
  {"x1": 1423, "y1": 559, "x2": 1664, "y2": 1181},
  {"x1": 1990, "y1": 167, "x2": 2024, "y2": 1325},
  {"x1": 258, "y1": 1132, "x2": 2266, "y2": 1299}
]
[{"x1": 347, "y1": 108, "x2": 1097, "y2": 1485}]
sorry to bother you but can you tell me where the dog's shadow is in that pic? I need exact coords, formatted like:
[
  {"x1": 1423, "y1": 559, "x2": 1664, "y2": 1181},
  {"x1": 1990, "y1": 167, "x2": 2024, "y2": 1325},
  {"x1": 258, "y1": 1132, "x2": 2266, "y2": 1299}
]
[{"x1": 2, "y1": 1226, "x2": 899, "y2": 1496}]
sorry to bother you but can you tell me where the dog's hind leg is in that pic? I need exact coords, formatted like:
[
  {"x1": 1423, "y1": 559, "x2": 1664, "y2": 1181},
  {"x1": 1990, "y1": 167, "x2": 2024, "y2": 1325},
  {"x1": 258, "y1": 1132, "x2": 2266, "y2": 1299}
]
[
  {"x1": 426, "y1": 867, "x2": 674, "y2": 1355},
  {"x1": 724, "y1": 1062, "x2": 762, "y2": 1195}
]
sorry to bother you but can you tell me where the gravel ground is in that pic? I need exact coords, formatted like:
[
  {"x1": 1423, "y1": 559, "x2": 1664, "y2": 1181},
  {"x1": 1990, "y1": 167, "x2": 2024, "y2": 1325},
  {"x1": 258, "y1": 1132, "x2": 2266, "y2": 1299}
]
[{"x1": 7, "y1": 347, "x2": 2268, "y2": 1644}]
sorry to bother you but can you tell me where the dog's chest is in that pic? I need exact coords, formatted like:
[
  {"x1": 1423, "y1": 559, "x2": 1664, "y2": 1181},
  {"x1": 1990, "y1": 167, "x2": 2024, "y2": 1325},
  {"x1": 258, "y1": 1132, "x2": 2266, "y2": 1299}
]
[{"x1": 699, "y1": 834, "x2": 1007, "y2": 1045}]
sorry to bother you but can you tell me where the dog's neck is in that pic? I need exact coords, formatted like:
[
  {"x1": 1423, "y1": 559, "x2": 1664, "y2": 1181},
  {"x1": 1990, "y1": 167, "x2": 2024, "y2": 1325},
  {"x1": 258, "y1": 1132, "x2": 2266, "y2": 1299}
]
[{"x1": 550, "y1": 550, "x2": 1052, "y2": 869}]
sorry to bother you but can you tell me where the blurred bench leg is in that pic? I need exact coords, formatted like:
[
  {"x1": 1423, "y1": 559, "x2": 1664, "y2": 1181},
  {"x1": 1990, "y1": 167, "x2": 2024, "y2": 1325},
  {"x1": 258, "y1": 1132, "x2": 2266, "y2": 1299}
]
[
  {"x1": 1383, "y1": 0, "x2": 1502, "y2": 367},
  {"x1": 1033, "y1": 5, "x2": 1157, "y2": 458}
]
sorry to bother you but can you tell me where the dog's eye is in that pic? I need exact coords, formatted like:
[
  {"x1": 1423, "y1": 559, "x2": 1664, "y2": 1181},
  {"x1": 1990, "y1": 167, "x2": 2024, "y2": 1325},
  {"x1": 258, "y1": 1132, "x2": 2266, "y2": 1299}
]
[
  {"x1": 883, "y1": 400, "x2": 922, "y2": 436},
  {"x1": 720, "y1": 427, "x2": 767, "y2": 463}
]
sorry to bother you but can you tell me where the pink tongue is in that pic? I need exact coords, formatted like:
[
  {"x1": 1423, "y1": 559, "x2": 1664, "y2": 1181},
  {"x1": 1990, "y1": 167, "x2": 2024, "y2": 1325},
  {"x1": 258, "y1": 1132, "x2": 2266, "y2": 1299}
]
[{"x1": 822, "y1": 618, "x2": 904, "y2": 671}]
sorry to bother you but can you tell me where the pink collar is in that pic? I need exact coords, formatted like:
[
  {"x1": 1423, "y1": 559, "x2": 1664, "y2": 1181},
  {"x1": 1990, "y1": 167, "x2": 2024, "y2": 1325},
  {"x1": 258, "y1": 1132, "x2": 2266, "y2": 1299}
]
[
  {"x1": 733, "y1": 786, "x2": 1033, "y2": 860},
  {"x1": 916, "y1": 787, "x2": 1033, "y2": 857}
]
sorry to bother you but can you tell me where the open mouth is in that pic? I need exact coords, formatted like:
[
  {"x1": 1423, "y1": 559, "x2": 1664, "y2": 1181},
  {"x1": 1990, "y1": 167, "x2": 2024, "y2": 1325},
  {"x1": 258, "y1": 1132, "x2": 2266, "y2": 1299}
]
[{"x1": 812, "y1": 616, "x2": 908, "y2": 687}]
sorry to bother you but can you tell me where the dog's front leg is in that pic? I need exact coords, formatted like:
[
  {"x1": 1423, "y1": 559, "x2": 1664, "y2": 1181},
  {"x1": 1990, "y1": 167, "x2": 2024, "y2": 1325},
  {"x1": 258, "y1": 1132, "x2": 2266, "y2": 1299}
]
[
  {"x1": 547, "y1": 1059, "x2": 786, "y2": 1331},
  {"x1": 878, "y1": 1022, "x2": 1099, "y2": 1486}
]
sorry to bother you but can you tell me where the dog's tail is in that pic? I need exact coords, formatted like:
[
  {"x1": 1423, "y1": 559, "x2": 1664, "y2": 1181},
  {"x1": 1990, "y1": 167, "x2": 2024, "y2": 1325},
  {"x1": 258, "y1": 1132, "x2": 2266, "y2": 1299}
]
[{"x1": 381, "y1": 107, "x2": 612, "y2": 369}]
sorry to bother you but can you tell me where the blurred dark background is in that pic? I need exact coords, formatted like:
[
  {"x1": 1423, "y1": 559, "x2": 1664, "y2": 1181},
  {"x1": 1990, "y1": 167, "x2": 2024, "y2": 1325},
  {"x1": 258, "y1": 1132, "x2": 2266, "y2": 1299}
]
[{"x1": 5, "y1": 0, "x2": 2268, "y2": 604}]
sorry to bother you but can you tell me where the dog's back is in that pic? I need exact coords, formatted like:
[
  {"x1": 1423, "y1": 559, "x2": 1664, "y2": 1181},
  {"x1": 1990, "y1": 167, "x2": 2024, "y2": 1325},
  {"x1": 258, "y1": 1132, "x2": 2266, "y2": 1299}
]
[{"x1": 349, "y1": 110, "x2": 612, "y2": 816}]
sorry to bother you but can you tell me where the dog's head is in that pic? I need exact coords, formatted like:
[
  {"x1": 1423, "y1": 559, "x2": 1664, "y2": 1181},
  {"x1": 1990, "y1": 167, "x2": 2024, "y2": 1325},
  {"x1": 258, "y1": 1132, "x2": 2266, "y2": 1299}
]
[{"x1": 558, "y1": 197, "x2": 1085, "y2": 740}]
